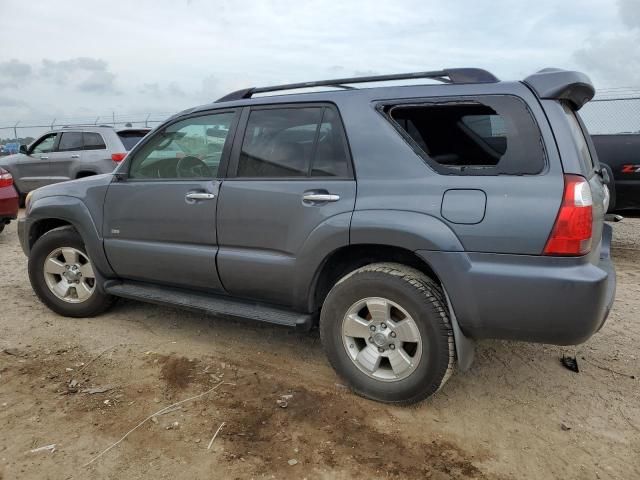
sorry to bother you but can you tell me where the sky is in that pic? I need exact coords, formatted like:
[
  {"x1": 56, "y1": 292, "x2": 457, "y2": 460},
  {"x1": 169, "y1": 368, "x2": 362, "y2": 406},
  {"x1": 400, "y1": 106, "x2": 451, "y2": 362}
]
[{"x1": 0, "y1": 0, "x2": 639, "y2": 138}]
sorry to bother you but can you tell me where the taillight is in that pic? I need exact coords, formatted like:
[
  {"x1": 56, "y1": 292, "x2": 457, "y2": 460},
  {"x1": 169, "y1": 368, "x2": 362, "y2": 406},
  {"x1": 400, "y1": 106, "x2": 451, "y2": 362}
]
[
  {"x1": 544, "y1": 175, "x2": 593, "y2": 256},
  {"x1": 0, "y1": 169, "x2": 13, "y2": 187},
  {"x1": 111, "y1": 153, "x2": 127, "y2": 162}
]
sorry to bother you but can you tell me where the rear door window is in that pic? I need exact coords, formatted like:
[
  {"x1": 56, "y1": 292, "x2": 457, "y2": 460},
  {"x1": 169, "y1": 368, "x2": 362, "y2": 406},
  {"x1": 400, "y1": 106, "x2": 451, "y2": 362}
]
[
  {"x1": 385, "y1": 95, "x2": 545, "y2": 175},
  {"x1": 57, "y1": 132, "x2": 84, "y2": 152},
  {"x1": 83, "y1": 132, "x2": 106, "y2": 150},
  {"x1": 236, "y1": 106, "x2": 351, "y2": 178}
]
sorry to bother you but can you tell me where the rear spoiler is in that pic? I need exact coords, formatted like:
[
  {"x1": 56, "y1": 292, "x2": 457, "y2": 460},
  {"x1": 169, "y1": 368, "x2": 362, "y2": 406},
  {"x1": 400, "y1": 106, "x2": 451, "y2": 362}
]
[{"x1": 523, "y1": 68, "x2": 595, "y2": 110}]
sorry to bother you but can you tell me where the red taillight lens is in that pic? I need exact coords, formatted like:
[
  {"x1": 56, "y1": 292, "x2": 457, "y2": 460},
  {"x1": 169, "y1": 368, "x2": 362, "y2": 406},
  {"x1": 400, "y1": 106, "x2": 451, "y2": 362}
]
[
  {"x1": 111, "y1": 153, "x2": 126, "y2": 162},
  {"x1": 0, "y1": 169, "x2": 13, "y2": 187},
  {"x1": 544, "y1": 175, "x2": 593, "y2": 256}
]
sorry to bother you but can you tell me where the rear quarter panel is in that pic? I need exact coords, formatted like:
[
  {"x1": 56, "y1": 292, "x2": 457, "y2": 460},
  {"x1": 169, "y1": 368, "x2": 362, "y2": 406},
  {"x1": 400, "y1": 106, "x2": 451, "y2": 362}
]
[{"x1": 335, "y1": 83, "x2": 564, "y2": 255}]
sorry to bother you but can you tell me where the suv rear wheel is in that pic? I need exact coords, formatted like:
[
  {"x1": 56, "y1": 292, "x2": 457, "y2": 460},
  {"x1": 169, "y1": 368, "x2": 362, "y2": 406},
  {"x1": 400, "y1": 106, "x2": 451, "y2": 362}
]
[
  {"x1": 28, "y1": 226, "x2": 114, "y2": 317},
  {"x1": 320, "y1": 263, "x2": 455, "y2": 404}
]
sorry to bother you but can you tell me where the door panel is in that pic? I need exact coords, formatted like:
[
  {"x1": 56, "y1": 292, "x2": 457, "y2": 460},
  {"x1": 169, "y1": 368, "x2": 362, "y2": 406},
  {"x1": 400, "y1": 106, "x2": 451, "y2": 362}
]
[
  {"x1": 15, "y1": 133, "x2": 58, "y2": 192},
  {"x1": 48, "y1": 131, "x2": 84, "y2": 182},
  {"x1": 103, "y1": 180, "x2": 223, "y2": 291},
  {"x1": 217, "y1": 180, "x2": 356, "y2": 306},
  {"x1": 102, "y1": 109, "x2": 239, "y2": 292}
]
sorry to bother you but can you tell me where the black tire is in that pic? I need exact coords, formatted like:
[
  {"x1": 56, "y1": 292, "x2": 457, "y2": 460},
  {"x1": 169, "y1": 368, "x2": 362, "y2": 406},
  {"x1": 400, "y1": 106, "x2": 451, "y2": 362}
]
[
  {"x1": 28, "y1": 226, "x2": 114, "y2": 317},
  {"x1": 320, "y1": 262, "x2": 455, "y2": 404},
  {"x1": 0, "y1": 223, "x2": 5, "y2": 234}
]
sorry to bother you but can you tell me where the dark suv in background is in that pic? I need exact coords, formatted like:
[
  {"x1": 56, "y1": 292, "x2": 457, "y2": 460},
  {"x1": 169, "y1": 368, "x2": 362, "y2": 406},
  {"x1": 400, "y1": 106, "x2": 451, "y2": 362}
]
[
  {"x1": 18, "y1": 67, "x2": 615, "y2": 404},
  {"x1": 0, "y1": 125, "x2": 149, "y2": 203}
]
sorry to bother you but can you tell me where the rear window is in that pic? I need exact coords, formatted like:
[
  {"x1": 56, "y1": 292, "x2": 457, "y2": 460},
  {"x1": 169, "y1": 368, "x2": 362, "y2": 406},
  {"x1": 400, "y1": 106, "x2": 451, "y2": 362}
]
[
  {"x1": 562, "y1": 103, "x2": 595, "y2": 171},
  {"x1": 83, "y1": 132, "x2": 106, "y2": 150},
  {"x1": 385, "y1": 95, "x2": 545, "y2": 175},
  {"x1": 118, "y1": 130, "x2": 149, "y2": 151}
]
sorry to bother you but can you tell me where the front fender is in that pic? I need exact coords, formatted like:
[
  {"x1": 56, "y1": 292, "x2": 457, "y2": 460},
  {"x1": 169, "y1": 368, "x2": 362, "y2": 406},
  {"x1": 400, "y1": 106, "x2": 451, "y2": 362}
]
[{"x1": 24, "y1": 195, "x2": 114, "y2": 277}]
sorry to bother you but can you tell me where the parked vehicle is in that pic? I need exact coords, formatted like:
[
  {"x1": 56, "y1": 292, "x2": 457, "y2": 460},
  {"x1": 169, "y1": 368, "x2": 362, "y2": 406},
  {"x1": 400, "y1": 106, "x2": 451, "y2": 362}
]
[
  {"x1": 0, "y1": 126, "x2": 150, "y2": 203},
  {"x1": 591, "y1": 134, "x2": 640, "y2": 210},
  {"x1": 0, "y1": 168, "x2": 19, "y2": 234},
  {"x1": 18, "y1": 67, "x2": 615, "y2": 404}
]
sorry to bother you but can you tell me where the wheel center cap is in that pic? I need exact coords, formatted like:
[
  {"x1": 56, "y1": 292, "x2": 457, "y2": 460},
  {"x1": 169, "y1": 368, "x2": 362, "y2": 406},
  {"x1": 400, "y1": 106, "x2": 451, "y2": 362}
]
[{"x1": 373, "y1": 332, "x2": 387, "y2": 347}]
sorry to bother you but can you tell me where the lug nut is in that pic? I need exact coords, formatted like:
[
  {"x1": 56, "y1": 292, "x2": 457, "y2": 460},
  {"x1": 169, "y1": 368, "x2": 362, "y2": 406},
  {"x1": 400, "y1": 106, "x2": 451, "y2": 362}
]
[
  {"x1": 369, "y1": 325, "x2": 376, "y2": 332},
  {"x1": 390, "y1": 331, "x2": 396, "y2": 338},
  {"x1": 380, "y1": 323, "x2": 387, "y2": 329},
  {"x1": 389, "y1": 344, "x2": 395, "y2": 350},
  {"x1": 368, "y1": 337, "x2": 373, "y2": 343},
  {"x1": 378, "y1": 347, "x2": 385, "y2": 353}
]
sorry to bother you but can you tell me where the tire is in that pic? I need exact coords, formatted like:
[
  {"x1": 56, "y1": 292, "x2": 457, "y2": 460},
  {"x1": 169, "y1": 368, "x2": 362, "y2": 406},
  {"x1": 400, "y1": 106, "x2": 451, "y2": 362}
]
[
  {"x1": 28, "y1": 226, "x2": 114, "y2": 317},
  {"x1": 320, "y1": 263, "x2": 455, "y2": 404},
  {"x1": 0, "y1": 223, "x2": 4, "y2": 234}
]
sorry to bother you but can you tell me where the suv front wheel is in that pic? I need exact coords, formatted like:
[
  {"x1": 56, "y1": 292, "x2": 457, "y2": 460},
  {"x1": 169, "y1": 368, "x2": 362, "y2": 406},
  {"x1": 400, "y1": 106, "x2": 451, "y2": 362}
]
[
  {"x1": 320, "y1": 263, "x2": 455, "y2": 404},
  {"x1": 28, "y1": 226, "x2": 114, "y2": 317}
]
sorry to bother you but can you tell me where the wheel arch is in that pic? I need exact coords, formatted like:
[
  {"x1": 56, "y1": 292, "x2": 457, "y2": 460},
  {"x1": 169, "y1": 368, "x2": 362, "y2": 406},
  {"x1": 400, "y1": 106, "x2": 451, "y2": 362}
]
[{"x1": 26, "y1": 195, "x2": 114, "y2": 277}]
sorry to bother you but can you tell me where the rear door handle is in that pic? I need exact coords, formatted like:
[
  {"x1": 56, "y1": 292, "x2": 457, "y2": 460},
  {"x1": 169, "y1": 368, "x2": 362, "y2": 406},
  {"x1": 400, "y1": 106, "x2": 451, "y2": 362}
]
[
  {"x1": 303, "y1": 193, "x2": 340, "y2": 203},
  {"x1": 71, "y1": 154, "x2": 80, "y2": 159},
  {"x1": 186, "y1": 192, "x2": 216, "y2": 201},
  {"x1": 40, "y1": 156, "x2": 49, "y2": 160}
]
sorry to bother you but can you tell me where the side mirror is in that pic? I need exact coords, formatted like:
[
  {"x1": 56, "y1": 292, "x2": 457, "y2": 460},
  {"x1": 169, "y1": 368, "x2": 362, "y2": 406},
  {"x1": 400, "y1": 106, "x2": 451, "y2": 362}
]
[{"x1": 19, "y1": 144, "x2": 28, "y2": 154}]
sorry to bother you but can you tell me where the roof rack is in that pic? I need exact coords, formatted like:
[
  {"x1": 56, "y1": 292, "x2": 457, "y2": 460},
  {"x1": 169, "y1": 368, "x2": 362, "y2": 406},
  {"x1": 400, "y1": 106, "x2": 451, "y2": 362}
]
[{"x1": 216, "y1": 68, "x2": 499, "y2": 102}]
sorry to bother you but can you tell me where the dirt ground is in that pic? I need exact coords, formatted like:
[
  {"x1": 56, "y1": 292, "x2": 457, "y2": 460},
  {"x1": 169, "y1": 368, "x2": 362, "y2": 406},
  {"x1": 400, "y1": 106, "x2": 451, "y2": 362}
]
[{"x1": 0, "y1": 214, "x2": 638, "y2": 480}]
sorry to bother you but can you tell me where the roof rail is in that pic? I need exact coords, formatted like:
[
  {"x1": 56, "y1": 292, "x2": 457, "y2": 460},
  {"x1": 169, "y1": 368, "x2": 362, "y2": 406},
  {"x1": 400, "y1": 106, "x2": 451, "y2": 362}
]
[
  {"x1": 216, "y1": 68, "x2": 499, "y2": 102},
  {"x1": 60, "y1": 124, "x2": 115, "y2": 129}
]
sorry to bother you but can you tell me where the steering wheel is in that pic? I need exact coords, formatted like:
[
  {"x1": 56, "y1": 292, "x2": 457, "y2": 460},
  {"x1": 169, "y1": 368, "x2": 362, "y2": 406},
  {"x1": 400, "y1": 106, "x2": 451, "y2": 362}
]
[{"x1": 175, "y1": 155, "x2": 212, "y2": 178}]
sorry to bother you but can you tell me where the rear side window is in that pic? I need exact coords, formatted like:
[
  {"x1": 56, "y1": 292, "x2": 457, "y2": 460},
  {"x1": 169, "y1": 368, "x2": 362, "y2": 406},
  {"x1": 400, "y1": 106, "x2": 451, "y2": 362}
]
[
  {"x1": 385, "y1": 95, "x2": 545, "y2": 175},
  {"x1": 83, "y1": 132, "x2": 106, "y2": 150},
  {"x1": 118, "y1": 130, "x2": 149, "y2": 151},
  {"x1": 237, "y1": 106, "x2": 351, "y2": 178},
  {"x1": 562, "y1": 103, "x2": 594, "y2": 171},
  {"x1": 57, "y1": 132, "x2": 84, "y2": 152}
]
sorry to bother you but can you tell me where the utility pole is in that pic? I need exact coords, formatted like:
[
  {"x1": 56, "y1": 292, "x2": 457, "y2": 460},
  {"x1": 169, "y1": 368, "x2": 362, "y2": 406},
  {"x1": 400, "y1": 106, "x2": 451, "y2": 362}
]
[{"x1": 13, "y1": 121, "x2": 19, "y2": 142}]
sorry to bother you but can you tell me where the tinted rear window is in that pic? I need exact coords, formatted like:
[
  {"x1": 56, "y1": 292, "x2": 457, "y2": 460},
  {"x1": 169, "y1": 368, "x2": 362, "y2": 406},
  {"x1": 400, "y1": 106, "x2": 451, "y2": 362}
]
[
  {"x1": 118, "y1": 131, "x2": 149, "y2": 151},
  {"x1": 58, "y1": 132, "x2": 84, "y2": 152},
  {"x1": 386, "y1": 95, "x2": 545, "y2": 175},
  {"x1": 83, "y1": 132, "x2": 106, "y2": 150}
]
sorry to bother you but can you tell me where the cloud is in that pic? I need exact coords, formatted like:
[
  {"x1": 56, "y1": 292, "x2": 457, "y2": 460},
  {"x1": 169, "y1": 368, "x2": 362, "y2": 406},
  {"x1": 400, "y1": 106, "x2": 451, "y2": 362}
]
[
  {"x1": 39, "y1": 57, "x2": 118, "y2": 93},
  {"x1": 573, "y1": 1, "x2": 640, "y2": 86},
  {"x1": 0, "y1": 59, "x2": 33, "y2": 88},
  {"x1": 618, "y1": 0, "x2": 640, "y2": 29},
  {"x1": 77, "y1": 70, "x2": 118, "y2": 94}
]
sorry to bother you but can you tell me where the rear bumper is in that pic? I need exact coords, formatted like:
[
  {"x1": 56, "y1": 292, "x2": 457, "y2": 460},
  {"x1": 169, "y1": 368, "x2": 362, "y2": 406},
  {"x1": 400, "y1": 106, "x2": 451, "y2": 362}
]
[
  {"x1": 0, "y1": 185, "x2": 19, "y2": 221},
  {"x1": 417, "y1": 224, "x2": 616, "y2": 345}
]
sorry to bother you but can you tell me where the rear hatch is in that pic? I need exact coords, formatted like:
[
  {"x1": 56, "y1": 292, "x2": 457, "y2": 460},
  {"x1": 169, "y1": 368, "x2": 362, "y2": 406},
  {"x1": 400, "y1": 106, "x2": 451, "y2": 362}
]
[
  {"x1": 117, "y1": 129, "x2": 150, "y2": 151},
  {"x1": 560, "y1": 102, "x2": 608, "y2": 260}
]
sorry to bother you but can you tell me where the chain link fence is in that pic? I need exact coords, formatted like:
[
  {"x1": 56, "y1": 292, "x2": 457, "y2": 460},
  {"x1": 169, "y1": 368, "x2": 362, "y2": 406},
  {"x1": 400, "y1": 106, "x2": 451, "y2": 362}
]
[
  {"x1": 581, "y1": 95, "x2": 640, "y2": 135},
  {"x1": 1, "y1": 93, "x2": 639, "y2": 144},
  {"x1": 0, "y1": 112, "x2": 173, "y2": 144}
]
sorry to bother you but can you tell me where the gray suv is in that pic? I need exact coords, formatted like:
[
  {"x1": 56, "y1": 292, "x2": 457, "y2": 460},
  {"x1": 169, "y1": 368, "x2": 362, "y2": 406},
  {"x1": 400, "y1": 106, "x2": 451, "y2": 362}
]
[
  {"x1": 17, "y1": 68, "x2": 616, "y2": 404},
  {"x1": 0, "y1": 126, "x2": 149, "y2": 202}
]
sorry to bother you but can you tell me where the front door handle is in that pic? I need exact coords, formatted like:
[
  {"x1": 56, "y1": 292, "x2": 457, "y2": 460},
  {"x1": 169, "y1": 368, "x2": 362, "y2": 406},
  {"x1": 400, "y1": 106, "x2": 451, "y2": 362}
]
[
  {"x1": 186, "y1": 192, "x2": 216, "y2": 201},
  {"x1": 303, "y1": 192, "x2": 340, "y2": 203},
  {"x1": 71, "y1": 154, "x2": 80, "y2": 159},
  {"x1": 40, "y1": 156, "x2": 49, "y2": 160}
]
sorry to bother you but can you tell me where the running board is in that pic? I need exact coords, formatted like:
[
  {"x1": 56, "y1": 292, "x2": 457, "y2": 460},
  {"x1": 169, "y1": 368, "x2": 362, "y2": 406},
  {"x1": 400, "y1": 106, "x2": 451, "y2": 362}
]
[{"x1": 104, "y1": 281, "x2": 313, "y2": 330}]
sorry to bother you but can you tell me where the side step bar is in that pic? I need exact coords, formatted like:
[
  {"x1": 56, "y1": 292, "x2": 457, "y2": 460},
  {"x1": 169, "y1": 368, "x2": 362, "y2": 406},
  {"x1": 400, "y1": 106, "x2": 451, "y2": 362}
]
[{"x1": 104, "y1": 281, "x2": 313, "y2": 330}]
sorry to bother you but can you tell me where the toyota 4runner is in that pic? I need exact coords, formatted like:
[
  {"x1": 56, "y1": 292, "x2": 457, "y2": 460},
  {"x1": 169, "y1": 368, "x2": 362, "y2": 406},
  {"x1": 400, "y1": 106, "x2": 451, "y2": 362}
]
[{"x1": 18, "y1": 67, "x2": 616, "y2": 404}]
